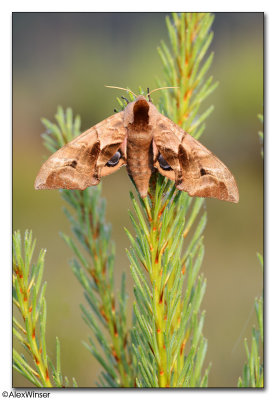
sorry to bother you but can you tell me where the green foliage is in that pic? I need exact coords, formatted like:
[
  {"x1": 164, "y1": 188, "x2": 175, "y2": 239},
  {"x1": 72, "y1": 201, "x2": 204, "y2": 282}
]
[
  {"x1": 125, "y1": 176, "x2": 208, "y2": 387},
  {"x1": 157, "y1": 13, "x2": 218, "y2": 137},
  {"x1": 12, "y1": 230, "x2": 77, "y2": 387},
  {"x1": 40, "y1": 108, "x2": 136, "y2": 387},
  {"x1": 119, "y1": 12, "x2": 217, "y2": 387},
  {"x1": 61, "y1": 187, "x2": 135, "y2": 387},
  {"x1": 41, "y1": 106, "x2": 81, "y2": 152}
]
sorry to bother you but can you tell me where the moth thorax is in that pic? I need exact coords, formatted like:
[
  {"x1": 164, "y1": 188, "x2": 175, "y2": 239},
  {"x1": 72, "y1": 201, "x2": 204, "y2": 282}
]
[{"x1": 133, "y1": 98, "x2": 149, "y2": 125}]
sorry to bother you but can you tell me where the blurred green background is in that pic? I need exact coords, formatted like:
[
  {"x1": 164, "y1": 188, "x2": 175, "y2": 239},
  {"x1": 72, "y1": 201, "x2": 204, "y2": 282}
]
[{"x1": 13, "y1": 12, "x2": 263, "y2": 387}]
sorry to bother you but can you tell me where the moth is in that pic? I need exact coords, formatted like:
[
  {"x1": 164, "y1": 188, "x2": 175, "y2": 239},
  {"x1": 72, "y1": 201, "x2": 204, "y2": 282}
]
[{"x1": 35, "y1": 86, "x2": 239, "y2": 203}]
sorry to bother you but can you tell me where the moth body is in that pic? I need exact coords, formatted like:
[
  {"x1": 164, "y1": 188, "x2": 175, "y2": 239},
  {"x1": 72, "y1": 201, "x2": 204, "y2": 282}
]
[
  {"x1": 35, "y1": 94, "x2": 239, "y2": 203},
  {"x1": 124, "y1": 96, "x2": 155, "y2": 197}
]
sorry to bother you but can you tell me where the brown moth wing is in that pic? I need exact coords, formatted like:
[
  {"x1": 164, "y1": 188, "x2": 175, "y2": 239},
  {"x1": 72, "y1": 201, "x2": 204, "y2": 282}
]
[
  {"x1": 178, "y1": 133, "x2": 239, "y2": 203},
  {"x1": 153, "y1": 115, "x2": 183, "y2": 184},
  {"x1": 35, "y1": 111, "x2": 126, "y2": 190},
  {"x1": 153, "y1": 114, "x2": 239, "y2": 203}
]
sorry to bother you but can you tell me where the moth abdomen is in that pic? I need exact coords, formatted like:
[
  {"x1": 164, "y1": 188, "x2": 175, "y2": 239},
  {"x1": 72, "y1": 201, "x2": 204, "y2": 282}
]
[
  {"x1": 125, "y1": 127, "x2": 153, "y2": 198},
  {"x1": 129, "y1": 168, "x2": 153, "y2": 176}
]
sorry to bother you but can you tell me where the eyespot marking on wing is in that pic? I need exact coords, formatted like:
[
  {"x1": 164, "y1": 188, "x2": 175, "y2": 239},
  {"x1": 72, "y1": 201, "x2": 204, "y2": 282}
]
[
  {"x1": 158, "y1": 153, "x2": 173, "y2": 171},
  {"x1": 106, "y1": 151, "x2": 122, "y2": 167}
]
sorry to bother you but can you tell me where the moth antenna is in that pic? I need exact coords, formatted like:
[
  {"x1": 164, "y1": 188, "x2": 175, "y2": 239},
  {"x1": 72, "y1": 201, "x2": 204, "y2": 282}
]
[
  {"x1": 147, "y1": 86, "x2": 179, "y2": 97},
  {"x1": 105, "y1": 85, "x2": 137, "y2": 98},
  {"x1": 121, "y1": 96, "x2": 129, "y2": 104}
]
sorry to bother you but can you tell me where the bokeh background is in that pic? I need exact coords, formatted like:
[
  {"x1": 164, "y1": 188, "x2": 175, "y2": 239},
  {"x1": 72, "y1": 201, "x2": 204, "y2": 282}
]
[{"x1": 13, "y1": 12, "x2": 263, "y2": 387}]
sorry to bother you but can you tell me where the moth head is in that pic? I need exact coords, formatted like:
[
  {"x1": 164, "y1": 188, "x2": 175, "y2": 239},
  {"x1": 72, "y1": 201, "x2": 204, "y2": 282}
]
[
  {"x1": 105, "y1": 85, "x2": 179, "y2": 126},
  {"x1": 135, "y1": 95, "x2": 149, "y2": 104},
  {"x1": 120, "y1": 95, "x2": 151, "y2": 127},
  {"x1": 132, "y1": 96, "x2": 150, "y2": 124}
]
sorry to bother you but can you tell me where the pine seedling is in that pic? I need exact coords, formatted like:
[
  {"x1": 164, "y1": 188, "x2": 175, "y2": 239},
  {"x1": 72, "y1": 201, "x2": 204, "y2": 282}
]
[
  {"x1": 124, "y1": 13, "x2": 217, "y2": 387},
  {"x1": 40, "y1": 107, "x2": 136, "y2": 387},
  {"x1": 12, "y1": 230, "x2": 77, "y2": 387}
]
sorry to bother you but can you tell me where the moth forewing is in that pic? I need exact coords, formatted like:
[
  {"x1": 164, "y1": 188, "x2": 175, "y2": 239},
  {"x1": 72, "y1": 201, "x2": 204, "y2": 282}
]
[
  {"x1": 35, "y1": 111, "x2": 126, "y2": 190},
  {"x1": 34, "y1": 134, "x2": 101, "y2": 190}
]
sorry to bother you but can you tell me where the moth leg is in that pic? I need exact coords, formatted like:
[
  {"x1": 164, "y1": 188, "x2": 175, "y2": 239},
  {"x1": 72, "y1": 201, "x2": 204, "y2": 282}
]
[
  {"x1": 121, "y1": 96, "x2": 129, "y2": 104},
  {"x1": 147, "y1": 87, "x2": 152, "y2": 103}
]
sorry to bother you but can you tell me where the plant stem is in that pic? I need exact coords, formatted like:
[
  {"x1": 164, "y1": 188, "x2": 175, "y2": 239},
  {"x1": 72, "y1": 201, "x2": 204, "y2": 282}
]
[{"x1": 62, "y1": 188, "x2": 133, "y2": 387}]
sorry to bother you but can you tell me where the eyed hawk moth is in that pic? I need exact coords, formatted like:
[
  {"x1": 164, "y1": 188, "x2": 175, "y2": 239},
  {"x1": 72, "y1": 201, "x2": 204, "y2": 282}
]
[{"x1": 35, "y1": 89, "x2": 239, "y2": 203}]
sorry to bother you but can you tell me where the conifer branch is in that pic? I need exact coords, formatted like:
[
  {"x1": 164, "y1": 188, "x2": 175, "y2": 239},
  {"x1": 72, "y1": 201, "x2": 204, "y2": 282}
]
[
  {"x1": 12, "y1": 230, "x2": 77, "y2": 387},
  {"x1": 40, "y1": 107, "x2": 136, "y2": 387},
  {"x1": 124, "y1": 13, "x2": 217, "y2": 387}
]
